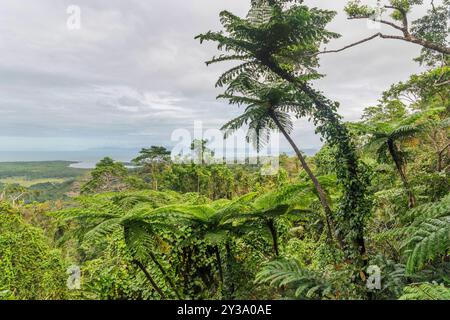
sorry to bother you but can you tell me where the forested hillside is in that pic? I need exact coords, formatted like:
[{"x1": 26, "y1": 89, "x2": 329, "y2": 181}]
[{"x1": 0, "y1": 0, "x2": 449, "y2": 300}]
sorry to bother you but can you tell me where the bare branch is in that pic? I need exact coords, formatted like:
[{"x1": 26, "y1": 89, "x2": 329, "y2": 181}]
[
  {"x1": 318, "y1": 32, "x2": 450, "y2": 56},
  {"x1": 431, "y1": 0, "x2": 437, "y2": 12},
  {"x1": 317, "y1": 33, "x2": 382, "y2": 55},
  {"x1": 384, "y1": 5, "x2": 409, "y2": 35},
  {"x1": 348, "y1": 16, "x2": 405, "y2": 32}
]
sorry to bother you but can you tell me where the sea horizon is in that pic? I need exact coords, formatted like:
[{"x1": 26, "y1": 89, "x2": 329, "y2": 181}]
[{"x1": 0, "y1": 147, "x2": 319, "y2": 169}]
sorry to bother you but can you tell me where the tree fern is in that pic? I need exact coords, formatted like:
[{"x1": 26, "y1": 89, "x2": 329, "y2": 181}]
[
  {"x1": 402, "y1": 193, "x2": 450, "y2": 224},
  {"x1": 393, "y1": 194, "x2": 450, "y2": 274},
  {"x1": 403, "y1": 216, "x2": 450, "y2": 274},
  {"x1": 399, "y1": 283, "x2": 450, "y2": 300},
  {"x1": 255, "y1": 259, "x2": 332, "y2": 299}
]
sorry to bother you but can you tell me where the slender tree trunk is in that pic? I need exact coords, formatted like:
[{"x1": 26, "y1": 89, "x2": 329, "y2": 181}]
[
  {"x1": 269, "y1": 111, "x2": 337, "y2": 245},
  {"x1": 214, "y1": 245, "x2": 224, "y2": 285},
  {"x1": 265, "y1": 61, "x2": 366, "y2": 261},
  {"x1": 151, "y1": 165, "x2": 159, "y2": 191},
  {"x1": 148, "y1": 252, "x2": 182, "y2": 300},
  {"x1": 267, "y1": 219, "x2": 279, "y2": 257},
  {"x1": 224, "y1": 241, "x2": 235, "y2": 299},
  {"x1": 437, "y1": 143, "x2": 450, "y2": 172},
  {"x1": 387, "y1": 140, "x2": 415, "y2": 208},
  {"x1": 132, "y1": 259, "x2": 166, "y2": 299}
]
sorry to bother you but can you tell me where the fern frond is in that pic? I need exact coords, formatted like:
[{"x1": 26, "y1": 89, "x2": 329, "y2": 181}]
[
  {"x1": 403, "y1": 216, "x2": 450, "y2": 274},
  {"x1": 255, "y1": 259, "x2": 332, "y2": 299},
  {"x1": 399, "y1": 283, "x2": 450, "y2": 300},
  {"x1": 83, "y1": 218, "x2": 122, "y2": 243},
  {"x1": 402, "y1": 194, "x2": 450, "y2": 224}
]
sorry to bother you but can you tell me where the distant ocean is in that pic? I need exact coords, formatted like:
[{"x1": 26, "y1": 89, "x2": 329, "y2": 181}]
[
  {"x1": 0, "y1": 148, "x2": 318, "y2": 169},
  {"x1": 0, "y1": 149, "x2": 141, "y2": 169}
]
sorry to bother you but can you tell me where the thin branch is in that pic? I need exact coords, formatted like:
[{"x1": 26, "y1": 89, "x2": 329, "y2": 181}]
[
  {"x1": 384, "y1": 5, "x2": 409, "y2": 35},
  {"x1": 317, "y1": 32, "x2": 450, "y2": 56},
  {"x1": 435, "y1": 79, "x2": 450, "y2": 87},
  {"x1": 348, "y1": 16, "x2": 405, "y2": 32},
  {"x1": 431, "y1": 0, "x2": 436, "y2": 12},
  {"x1": 317, "y1": 33, "x2": 382, "y2": 55},
  {"x1": 439, "y1": 143, "x2": 450, "y2": 157}
]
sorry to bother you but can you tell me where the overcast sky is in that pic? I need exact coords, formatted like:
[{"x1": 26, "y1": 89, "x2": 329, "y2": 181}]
[{"x1": 0, "y1": 0, "x2": 428, "y2": 154}]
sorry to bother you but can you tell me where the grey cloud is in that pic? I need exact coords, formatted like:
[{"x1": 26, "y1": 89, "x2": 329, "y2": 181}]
[{"x1": 0, "y1": 0, "x2": 430, "y2": 152}]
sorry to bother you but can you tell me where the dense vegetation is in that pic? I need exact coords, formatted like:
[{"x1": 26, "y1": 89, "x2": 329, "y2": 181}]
[
  {"x1": 0, "y1": 161, "x2": 88, "y2": 203},
  {"x1": 0, "y1": 161, "x2": 86, "y2": 180},
  {"x1": 0, "y1": 0, "x2": 449, "y2": 300}
]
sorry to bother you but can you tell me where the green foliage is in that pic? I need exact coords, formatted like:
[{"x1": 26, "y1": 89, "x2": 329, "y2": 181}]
[
  {"x1": 0, "y1": 202, "x2": 67, "y2": 299},
  {"x1": 198, "y1": 0, "x2": 371, "y2": 264},
  {"x1": 399, "y1": 194, "x2": 450, "y2": 273},
  {"x1": 345, "y1": 0, "x2": 377, "y2": 18},
  {"x1": 411, "y1": 1, "x2": 450, "y2": 65},
  {"x1": 0, "y1": 161, "x2": 87, "y2": 180},
  {"x1": 1, "y1": 0, "x2": 449, "y2": 302},
  {"x1": 255, "y1": 259, "x2": 332, "y2": 299},
  {"x1": 345, "y1": 0, "x2": 449, "y2": 66},
  {"x1": 219, "y1": 75, "x2": 309, "y2": 150},
  {"x1": 81, "y1": 157, "x2": 144, "y2": 194},
  {"x1": 399, "y1": 283, "x2": 450, "y2": 300},
  {"x1": 133, "y1": 146, "x2": 171, "y2": 164},
  {"x1": 384, "y1": 66, "x2": 450, "y2": 112}
]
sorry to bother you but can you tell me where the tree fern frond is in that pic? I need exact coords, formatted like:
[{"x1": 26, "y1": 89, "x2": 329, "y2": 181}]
[
  {"x1": 403, "y1": 216, "x2": 450, "y2": 274},
  {"x1": 215, "y1": 61, "x2": 260, "y2": 87},
  {"x1": 402, "y1": 194, "x2": 450, "y2": 224},
  {"x1": 390, "y1": 125, "x2": 421, "y2": 141},
  {"x1": 255, "y1": 259, "x2": 331, "y2": 299},
  {"x1": 124, "y1": 222, "x2": 156, "y2": 261},
  {"x1": 217, "y1": 93, "x2": 263, "y2": 106},
  {"x1": 247, "y1": 1, "x2": 273, "y2": 25},
  {"x1": 399, "y1": 283, "x2": 450, "y2": 300},
  {"x1": 206, "y1": 54, "x2": 252, "y2": 65},
  {"x1": 53, "y1": 208, "x2": 119, "y2": 222},
  {"x1": 83, "y1": 218, "x2": 122, "y2": 243}
]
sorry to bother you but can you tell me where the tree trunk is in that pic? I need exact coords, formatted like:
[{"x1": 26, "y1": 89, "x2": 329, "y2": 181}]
[
  {"x1": 224, "y1": 242, "x2": 235, "y2": 299},
  {"x1": 267, "y1": 219, "x2": 279, "y2": 257},
  {"x1": 152, "y1": 165, "x2": 158, "y2": 191},
  {"x1": 214, "y1": 245, "x2": 224, "y2": 285},
  {"x1": 265, "y1": 61, "x2": 366, "y2": 261},
  {"x1": 149, "y1": 252, "x2": 182, "y2": 299},
  {"x1": 387, "y1": 140, "x2": 416, "y2": 208},
  {"x1": 269, "y1": 111, "x2": 337, "y2": 245},
  {"x1": 437, "y1": 143, "x2": 450, "y2": 172},
  {"x1": 132, "y1": 259, "x2": 166, "y2": 299}
]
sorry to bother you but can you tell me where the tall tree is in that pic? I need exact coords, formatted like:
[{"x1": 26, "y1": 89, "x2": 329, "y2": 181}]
[
  {"x1": 219, "y1": 75, "x2": 337, "y2": 243},
  {"x1": 133, "y1": 146, "x2": 171, "y2": 191},
  {"x1": 363, "y1": 122, "x2": 421, "y2": 208},
  {"x1": 81, "y1": 157, "x2": 129, "y2": 194},
  {"x1": 197, "y1": 0, "x2": 370, "y2": 263}
]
